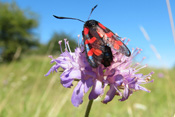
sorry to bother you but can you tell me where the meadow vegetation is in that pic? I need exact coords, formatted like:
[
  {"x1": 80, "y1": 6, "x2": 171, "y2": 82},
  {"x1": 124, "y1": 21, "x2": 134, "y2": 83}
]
[{"x1": 0, "y1": 55, "x2": 174, "y2": 117}]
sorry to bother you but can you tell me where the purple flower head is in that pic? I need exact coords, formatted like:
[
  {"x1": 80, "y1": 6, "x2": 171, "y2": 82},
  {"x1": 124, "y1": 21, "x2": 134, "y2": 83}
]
[
  {"x1": 45, "y1": 37, "x2": 154, "y2": 107},
  {"x1": 45, "y1": 39, "x2": 103, "y2": 107},
  {"x1": 102, "y1": 46, "x2": 154, "y2": 103}
]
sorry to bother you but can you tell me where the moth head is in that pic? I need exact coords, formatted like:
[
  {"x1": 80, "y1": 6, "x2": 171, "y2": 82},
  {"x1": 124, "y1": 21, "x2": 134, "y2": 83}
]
[{"x1": 84, "y1": 20, "x2": 98, "y2": 28}]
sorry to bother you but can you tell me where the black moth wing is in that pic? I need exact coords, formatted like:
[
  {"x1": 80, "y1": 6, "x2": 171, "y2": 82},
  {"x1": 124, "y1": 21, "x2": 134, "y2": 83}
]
[
  {"x1": 96, "y1": 23, "x2": 131, "y2": 57},
  {"x1": 82, "y1": 27, "x2": 105, "y2": 68},
  {"x1": 83, "y1": 20, "x2": 114, "y2": 68},
  {"x1": 101, "y1": 46, "x2": 113, "y2": 67},
  {"x1": 89, "y1": 27, "x2": 113, "y2": 67}
]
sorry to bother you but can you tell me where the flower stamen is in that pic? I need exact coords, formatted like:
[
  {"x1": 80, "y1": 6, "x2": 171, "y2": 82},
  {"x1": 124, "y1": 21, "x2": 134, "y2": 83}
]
[
  {"x1": 78, "y1": 34, "x2": 80, "y2": 47},
  {"x1": 58, "y1": 40, "x2": 63, "y2": 53},
  {"x1": 125, "y1": 39, "x2": 130, "y2": 45},
  {"x1": 64, "y1": 38, "x2": 68, "y2": 51},
  {"x1": 66, "y1": 41, "x2": 72, "y2": 53}
]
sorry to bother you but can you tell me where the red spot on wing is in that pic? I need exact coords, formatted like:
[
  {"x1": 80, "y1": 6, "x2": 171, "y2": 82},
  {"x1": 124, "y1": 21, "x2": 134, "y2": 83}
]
[
  {"x1": 97, "y1": 32, "x2": 103, "y2": 38},
  {"x1": 93, "y1": 49, "x2": 102, "y2": 56},
  {"x1": 87, "y1": 48, "x2": 102, "y2": 56},
  {"x1": 98, "y1": 23, "x2": 106, "y2": 29},
  {"x1": 114, "y1": 43, "x2": 120, "y2": 50},
  {"x1": 85, "y1": 37, "x2": 96, "y2": 44},
  {"x1": 84, "y1": 27, "x2": 89, "y2": 35},
  {"x1": 113, "y1": 41, "x2": 123, "y2": 50},
  {"x1": 87, "y1": 48, "x2": 94, "y2": 56},
  {"x1": 85, "y1": 40, "x2": 89, "y2": 44},
  {"x1": 88, "y1": 37, "x2": 96, "y2": 44},
  {"x1": 106, "y1": 32, "x2": 114, "y2": 38},
  {"x1": 116, "y1": 40, "x2": 123, "y2": 46}
]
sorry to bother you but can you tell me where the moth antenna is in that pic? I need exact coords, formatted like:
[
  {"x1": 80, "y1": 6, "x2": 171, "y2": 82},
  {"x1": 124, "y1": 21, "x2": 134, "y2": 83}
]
[
  {"x1": 53, "y1": 15, "x2": 85, "y2": 23},
  {"x1": 88, "y1": 5, "x2": 98, "y2": 20}
]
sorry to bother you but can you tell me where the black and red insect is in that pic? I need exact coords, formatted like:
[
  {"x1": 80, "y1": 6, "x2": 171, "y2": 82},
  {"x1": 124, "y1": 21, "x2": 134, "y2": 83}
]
[{"x1": 53, "y1": 5, "x2": 131, "y2": 68}]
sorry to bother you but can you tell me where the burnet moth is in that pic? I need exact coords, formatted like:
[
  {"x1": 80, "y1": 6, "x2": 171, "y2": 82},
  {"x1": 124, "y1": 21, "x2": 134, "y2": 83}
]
[{"x1": 53, "y1": 5, "x2": 131, "y2": 68}]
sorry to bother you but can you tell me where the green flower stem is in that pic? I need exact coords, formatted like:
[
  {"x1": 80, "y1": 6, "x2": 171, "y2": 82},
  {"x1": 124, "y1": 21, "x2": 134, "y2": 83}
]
[{"x1": 85, "y1": 100, "x2": 94, "y2": 117}]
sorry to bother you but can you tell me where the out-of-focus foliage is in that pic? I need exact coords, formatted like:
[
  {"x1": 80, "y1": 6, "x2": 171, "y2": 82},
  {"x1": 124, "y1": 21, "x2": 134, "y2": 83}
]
[
  {"x1": 0, "y1": 1, "x2": 39, "y2": 62},
  {"x1": 27, "y1": 32, "x2": 78, "y2": 55},
  {"x1": 47, "y1": 32, "x2": 77, "y2": 55}
]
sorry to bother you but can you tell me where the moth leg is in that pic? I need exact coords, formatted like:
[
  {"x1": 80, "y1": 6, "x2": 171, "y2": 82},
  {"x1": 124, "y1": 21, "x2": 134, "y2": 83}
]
[{"x1": 82, "y1": 49, "x2": 85, "y2": 53}]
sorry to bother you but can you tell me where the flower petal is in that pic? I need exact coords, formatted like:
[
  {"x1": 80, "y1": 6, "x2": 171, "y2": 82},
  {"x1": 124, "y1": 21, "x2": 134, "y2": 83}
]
[
  {"x1": 102, "y1": 84, "x2": 116, "y2": 104},
  {"x1": 119, "y1": 89, "x2": 133, "y2": 101},
  {"x1": 61, "y1": 79, "x2": 73, "y2": 88},
  {"x1": 71, "y1": 81, "x2": 84, "y2": 107},
  {"x1": 135, "y1": 84, "x2": 150, "y2": 92},
  {"x1": 60, "y1": 68, "x2": 81, "y2": 88},
  {"x1": 123, "y1": 84, "x2": 129, "y2": 99},
  {"x1": 89, "y1": 80, "x2": 103, "y2": 100},
  {"x1": 114, "y1": 74, "x2": 123, "y2": 85},
  {"x1": 45, "y1": 64, "x2": 60, "y2": 76},
  {"x1": 84, "y1": 78, "x2": 93, "y2": 93}
]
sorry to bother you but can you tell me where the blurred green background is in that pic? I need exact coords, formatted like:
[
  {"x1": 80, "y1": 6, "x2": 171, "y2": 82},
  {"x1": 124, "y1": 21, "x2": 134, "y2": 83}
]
[{"x1": 0, "y1": 1, "x2": 175, "y2": 117}]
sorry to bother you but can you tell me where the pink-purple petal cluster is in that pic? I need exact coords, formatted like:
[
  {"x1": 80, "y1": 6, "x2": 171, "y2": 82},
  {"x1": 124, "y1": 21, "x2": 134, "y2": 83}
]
[{"x1": 45, "y1": 38, "x2": 154, "y2": 107}]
